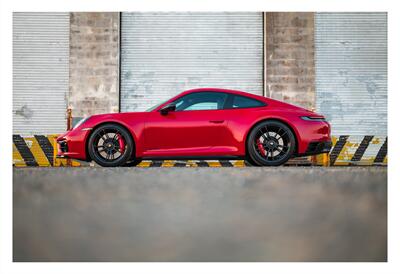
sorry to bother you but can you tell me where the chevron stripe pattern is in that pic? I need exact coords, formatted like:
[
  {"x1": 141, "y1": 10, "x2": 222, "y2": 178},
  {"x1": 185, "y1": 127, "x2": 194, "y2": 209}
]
[
  {"x1": 317, "y1": 135, "x2": 387, "y2": 166},
  {"x1": 12, "y1": 135, "x2": 81, "y2": 167},
  {"x1": 13, "y1": 135, "x2": 387, "y2": 167}
]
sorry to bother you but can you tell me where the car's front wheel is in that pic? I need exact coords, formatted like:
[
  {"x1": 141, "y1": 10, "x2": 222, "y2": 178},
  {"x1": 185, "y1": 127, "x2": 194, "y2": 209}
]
[
  {"x1": 247, "y1": 120, "x2": 295, "y2": 166},
  {"x1": 88, "y1": 124, "x2": 134, "y2": 167}
]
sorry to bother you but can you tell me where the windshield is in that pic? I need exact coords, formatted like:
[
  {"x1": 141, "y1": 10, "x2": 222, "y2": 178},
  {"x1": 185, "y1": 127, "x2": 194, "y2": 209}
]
[{"x1": 145, "y1": 99, "x2": 169, "y2": 112}]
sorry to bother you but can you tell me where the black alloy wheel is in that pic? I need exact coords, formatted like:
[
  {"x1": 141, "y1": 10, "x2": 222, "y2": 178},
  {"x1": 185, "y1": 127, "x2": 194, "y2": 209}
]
[
  {"x1": 247, "y1": 120, "x2": 295, "y2": 166},
  {"x1": 88, "y1": 124, "x2": 134, "y2": 167}
]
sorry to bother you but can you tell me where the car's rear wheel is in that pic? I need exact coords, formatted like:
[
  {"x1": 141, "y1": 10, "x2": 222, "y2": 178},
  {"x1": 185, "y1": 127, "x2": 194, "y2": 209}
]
[
  {"x1": 247, "y1": 120, "x2": 295, "y2": 166},
  {"x1": 88, "y1": 124, "x2": 134, "y2": 167}
]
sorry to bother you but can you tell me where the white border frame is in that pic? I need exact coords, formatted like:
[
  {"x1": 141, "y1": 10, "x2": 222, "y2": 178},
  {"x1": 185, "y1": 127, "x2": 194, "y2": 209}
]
[{"x1": 1, "y1": 1, "x2": 398, "y2": 273}]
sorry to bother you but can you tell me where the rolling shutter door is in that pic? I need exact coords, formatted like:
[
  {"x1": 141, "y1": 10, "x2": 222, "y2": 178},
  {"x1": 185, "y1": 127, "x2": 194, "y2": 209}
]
[
  {"x1": 120, "y1": 12, "x2": 263, "y2": 112},
  {"x1": 13, "y1": 12, "x2": 69, "y2": 135},
  {"x1": 315, "y1": 12, "x2": 387, "y2": 135}
]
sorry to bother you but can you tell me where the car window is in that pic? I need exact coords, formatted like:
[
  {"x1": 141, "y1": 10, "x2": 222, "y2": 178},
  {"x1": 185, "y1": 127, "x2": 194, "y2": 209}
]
[
  {"x1": 231, "y1": 95, "x2": 266, "y2": 109},
  {"x1": 173, "y1": 92, "x2": 228, "y2": 111}
]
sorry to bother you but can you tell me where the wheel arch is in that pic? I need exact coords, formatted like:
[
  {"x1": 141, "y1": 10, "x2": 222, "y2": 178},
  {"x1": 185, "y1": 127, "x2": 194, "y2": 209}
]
[
  {"x1": 244, "y1": 118, "x2": 300, "y2": 157},
  {"x1": 85, "y1": 121, "x2": 136, "y2": 161}
]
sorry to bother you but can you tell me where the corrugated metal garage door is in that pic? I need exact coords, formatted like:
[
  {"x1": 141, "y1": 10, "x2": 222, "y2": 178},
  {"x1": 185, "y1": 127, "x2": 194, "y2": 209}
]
[
  {"x1": 315, "y1": 13, "x2": 387, "y2": 135},
  {"x1": 13, "y1": 12, "x2": 69, "y2": 135},
  {"x1": 120, "y1": 12, "x2": 263, "y2": 112}
]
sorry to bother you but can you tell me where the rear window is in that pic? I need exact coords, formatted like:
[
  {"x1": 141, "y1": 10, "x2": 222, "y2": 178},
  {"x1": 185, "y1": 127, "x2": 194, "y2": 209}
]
[{"x1": 231, "y1": 95, "x2": 266, "y2": 109}]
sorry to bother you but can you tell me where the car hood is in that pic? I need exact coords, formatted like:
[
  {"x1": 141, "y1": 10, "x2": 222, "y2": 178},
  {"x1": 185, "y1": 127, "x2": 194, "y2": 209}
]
[{"x1": 89, "y1": 111, "x2": 148, "y2": 119}]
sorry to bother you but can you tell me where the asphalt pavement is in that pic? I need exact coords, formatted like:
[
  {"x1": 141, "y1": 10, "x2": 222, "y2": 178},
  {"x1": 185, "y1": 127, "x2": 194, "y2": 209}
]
[{"x1": 13, "y1": 166, "x2": 387, "y2": 262}]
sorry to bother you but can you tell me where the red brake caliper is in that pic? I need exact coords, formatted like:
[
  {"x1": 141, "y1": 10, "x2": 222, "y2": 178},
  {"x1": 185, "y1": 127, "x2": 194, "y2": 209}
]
[
  {"x1": 117, "y1": 134, "x2": 125, "y2": 153},
  {"x1": 256, "y1": 139, "x2": 266, "y2": 156}
]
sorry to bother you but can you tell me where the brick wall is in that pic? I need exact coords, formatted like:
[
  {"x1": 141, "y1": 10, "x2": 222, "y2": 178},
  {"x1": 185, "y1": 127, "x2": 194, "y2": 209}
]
[
  {"x1": 265, "y1": 12, "x2": 315, "y2": 110},
  {"x1": 69, "y1": 12, "x2": 120, "y2": 122}
]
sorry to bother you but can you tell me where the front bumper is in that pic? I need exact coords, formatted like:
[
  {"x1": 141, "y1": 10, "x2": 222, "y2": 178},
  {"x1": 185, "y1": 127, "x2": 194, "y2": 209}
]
[
  {"x1": 56, "y1": 139, "x2": 69, "y2": 158},
  {"x1": 56, "y1": 153, "x2": 70, "y2": 159},
  {"x1": 300, "y1": 141, "x2": 332, "y2": 156},
  {"x1": 56, "y1": 129, "x2": 91, "y2": 161}
]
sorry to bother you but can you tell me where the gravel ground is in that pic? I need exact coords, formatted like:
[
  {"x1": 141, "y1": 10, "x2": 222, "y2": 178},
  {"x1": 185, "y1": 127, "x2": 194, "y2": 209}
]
[{"x1": 13, "y1": 167, "x2": 387, "y2": 262}]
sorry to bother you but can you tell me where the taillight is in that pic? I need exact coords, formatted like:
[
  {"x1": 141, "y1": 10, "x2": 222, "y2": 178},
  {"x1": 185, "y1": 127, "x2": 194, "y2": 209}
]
[{"x1": 300, "y1": 116, "x2": 326, "y2": 122}]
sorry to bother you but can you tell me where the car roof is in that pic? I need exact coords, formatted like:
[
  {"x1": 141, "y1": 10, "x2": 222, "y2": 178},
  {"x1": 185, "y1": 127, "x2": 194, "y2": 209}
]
[
  {"x1": 153, "y1": 87, "x2": 271, "y2": 112},
  {"x1": 181, "y1": 88, "x2": 268, "y2": 101}
]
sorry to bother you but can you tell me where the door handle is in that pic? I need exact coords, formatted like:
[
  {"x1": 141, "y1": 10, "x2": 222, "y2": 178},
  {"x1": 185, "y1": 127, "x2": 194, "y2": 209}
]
[{"x1": 209, "y1": 120, "x2": 224, "y2": 124}]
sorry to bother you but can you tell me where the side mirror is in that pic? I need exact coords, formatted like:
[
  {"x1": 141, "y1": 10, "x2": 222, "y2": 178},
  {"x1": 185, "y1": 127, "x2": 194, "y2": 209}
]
[{"x1": 160, "y1": 103, "x2": 176, "y2": 115}]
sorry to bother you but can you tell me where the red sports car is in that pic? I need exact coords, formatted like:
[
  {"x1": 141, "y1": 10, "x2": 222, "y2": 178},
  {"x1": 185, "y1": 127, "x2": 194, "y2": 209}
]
[{"x1": 57, "y1": 88, "x2": 331, "y2": 167}]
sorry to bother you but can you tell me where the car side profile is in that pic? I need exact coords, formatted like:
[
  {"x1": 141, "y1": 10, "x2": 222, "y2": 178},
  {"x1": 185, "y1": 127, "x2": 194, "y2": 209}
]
[{"x1": 57, "y1": 88, "x2": 332, "y2": 167}]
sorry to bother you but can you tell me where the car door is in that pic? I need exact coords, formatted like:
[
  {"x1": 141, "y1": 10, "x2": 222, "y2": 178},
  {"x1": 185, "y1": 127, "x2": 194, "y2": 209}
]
[
  {"x1": 143, "y1": 92, "x2": 233, "y2": 156},
  {"x1": 222, "y1": 93, "x2": 269, "y2": 152}
]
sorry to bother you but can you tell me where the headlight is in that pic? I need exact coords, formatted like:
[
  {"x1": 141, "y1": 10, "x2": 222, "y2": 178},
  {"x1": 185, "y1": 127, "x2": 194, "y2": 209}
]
[
  {"x1": 300, "y1": 116, "x2": 326, "y2": 122},
  {"x1": 73, "y1": 117, "x2": 89, "y2": 129}
]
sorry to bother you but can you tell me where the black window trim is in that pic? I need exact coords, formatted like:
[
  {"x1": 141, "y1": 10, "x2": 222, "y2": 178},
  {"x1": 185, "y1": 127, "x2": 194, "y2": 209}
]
[
  {"x1": 223, "y1": 93, "x2": 267, "y2": 110},
  {"x1": 170, "y1": 91, "x2": 229, "y2": 112},
  {"x1": 163, "y1": 90, "x2": 267, "y2": 112}
]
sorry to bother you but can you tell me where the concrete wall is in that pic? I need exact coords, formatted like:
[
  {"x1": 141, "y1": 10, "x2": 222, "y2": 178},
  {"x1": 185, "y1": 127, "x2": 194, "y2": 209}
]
[
  {"x1": 69, "y1": 12, "x2": 120, "y2": 121},
  {"x1": 265, "y1": 12, "x2": 315, "y2": 109}
]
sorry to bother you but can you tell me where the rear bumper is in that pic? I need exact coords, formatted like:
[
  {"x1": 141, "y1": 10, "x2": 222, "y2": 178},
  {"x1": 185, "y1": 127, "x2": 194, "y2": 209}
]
[{"x1": 298, "y1": 141, "x2": 332, "y2": 156}]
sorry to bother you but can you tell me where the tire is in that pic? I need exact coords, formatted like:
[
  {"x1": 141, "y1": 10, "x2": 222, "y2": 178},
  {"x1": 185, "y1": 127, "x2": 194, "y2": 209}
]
[
  {"x1": 244, "y1": 157, "x2": 260, "y2": 166},
  {"x1": 247, "y1": 120, "x2": 296, "y2": 166},
  {"x1": 88, "y1": 124, "x2": 134, "y2": 167}
]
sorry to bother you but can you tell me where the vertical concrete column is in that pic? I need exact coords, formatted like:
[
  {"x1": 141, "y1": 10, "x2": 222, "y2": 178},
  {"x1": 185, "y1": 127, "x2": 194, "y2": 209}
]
[
  {"x1": 69, "y1": 12, "x2": 120, "y2": 123},
  {"x1": 265, "y1": 12, "x2": 315, "y2": 109}
]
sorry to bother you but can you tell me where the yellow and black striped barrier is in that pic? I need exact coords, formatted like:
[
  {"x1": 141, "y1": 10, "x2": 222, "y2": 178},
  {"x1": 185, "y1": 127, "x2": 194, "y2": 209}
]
[
  {"x1": 136, "y1": 160, "x2": 248, "y2": 168},
  {"x1": 134, "y1": 158, "x2": 313, "y2": 167},
  {"x1": 13, "y1": 134, "x2": 387, "y2": 167},
  {"x1": 316, "y1": 135, "x2": 387, "y2": 166},
  {"x1": 13, "y1": 134, "x2": 81, "y2": 167}
]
